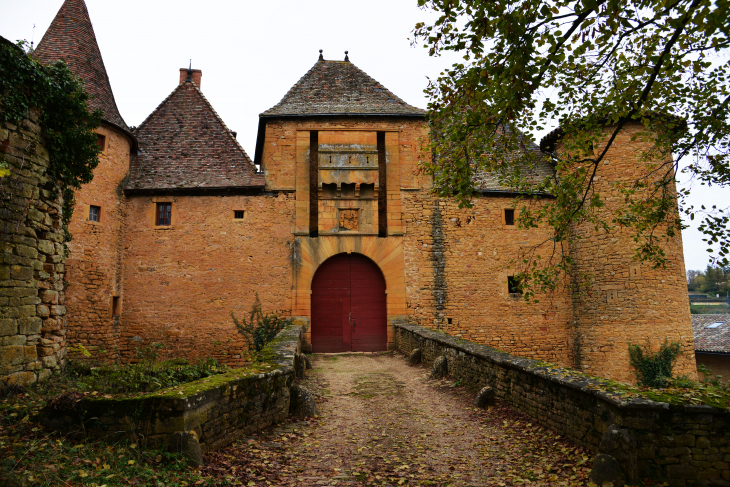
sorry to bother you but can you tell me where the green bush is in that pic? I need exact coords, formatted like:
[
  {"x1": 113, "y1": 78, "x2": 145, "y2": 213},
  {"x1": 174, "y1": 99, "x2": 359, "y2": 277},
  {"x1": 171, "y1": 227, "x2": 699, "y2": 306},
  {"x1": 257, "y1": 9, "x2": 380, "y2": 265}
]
[
  {"x1": 231, "y1": 293, "x2": 290, "y2": 359},
  {"x1": 628, "y1": 339, "x2": 682, "y2": 388}
]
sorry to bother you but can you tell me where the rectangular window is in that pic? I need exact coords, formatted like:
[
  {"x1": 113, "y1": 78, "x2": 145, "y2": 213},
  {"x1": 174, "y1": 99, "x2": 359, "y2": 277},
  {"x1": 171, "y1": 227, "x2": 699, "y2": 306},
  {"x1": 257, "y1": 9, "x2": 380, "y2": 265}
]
[
  {"x1": 508, "y1": 276, "x2": 522, "y2": 294},
  {"x1": 504, "y1": 208, "x2": 515, "y2": 226},
  {"x1": 89, "y1": 205, "x2": 101, "y2": 222},
  {"x1": 111, "y1": 296, "x2": 120, "y2": 317},
  {"x1": 156, "y1": 202, "x2": 172, "y2": 226},
  {"x1": 97, "y1": 134, "x2": 106, "y2": 151},
  {"x1": 234, "y1": 210, "x2": 245, "y2": 219}
]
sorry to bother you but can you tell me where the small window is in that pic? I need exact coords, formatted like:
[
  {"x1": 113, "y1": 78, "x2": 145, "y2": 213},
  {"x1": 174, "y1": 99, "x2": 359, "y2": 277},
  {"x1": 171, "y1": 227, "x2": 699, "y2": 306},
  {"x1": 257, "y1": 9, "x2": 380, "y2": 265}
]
[
  {"x1": 97, "y1": 134, "x2": 106, "y2": 151},
  {"x1": 504, "y1": 208, "x2": 515, "y2": 226},
  {"x1": 322, "y1": 183, "x2": 337, "y2": 199},
  {"x1": 341, "y1": 183, "x2": 356, "y2": 198},
  {"x1": 360, "y1": 183, "x2": 374, "y2": 199},
  {"x1": 706, "y1": 321, "x2": 725, "y2": 329},
  {"x1": 234, "y1": 210, "x2": 245, "y2": 219},
  {"x1": 89, "y1": 205, "x2": 101, "y2": 222},
  {"x1": 156, "y1": 202, "x2": 172, "y2": 226},
  {"x1": 508, "y1": 276, "x2": 522, "y2": 294},
  {"x1": 111, "y1": 296, "x2": 120, "y2": 317}
]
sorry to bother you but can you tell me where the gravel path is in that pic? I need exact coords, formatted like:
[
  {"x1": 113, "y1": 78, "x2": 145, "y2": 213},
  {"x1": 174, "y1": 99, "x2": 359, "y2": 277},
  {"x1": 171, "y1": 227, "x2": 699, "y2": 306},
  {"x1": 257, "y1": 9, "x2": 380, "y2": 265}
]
[{"x1": 204, "y1": 352, "x2": 593, "y2": 486}]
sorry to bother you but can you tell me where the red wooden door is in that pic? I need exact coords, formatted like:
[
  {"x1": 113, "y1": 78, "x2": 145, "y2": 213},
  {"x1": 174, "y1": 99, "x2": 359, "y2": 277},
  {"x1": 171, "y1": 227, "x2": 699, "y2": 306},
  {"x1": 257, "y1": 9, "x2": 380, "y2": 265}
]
[{"x1": 311, "y1": 254, "x2": 387, "y2": 353}]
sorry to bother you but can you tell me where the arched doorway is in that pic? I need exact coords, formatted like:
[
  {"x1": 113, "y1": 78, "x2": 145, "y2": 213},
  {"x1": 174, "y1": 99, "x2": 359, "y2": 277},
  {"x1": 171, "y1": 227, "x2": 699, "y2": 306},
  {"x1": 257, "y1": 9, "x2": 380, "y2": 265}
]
[{"x1": 311, "y1": 253, "x2": 387, "y2": 353}]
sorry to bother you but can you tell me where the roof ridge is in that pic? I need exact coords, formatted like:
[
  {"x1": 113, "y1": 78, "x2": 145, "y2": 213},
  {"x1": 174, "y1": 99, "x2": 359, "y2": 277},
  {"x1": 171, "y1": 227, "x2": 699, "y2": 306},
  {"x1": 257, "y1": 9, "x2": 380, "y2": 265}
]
[
  {"x1": 134, "y1": 83, "x2": 185, "y2": 133},
  {"x1": 34, "y1": 0, "x2": 129, "y2": 131}
]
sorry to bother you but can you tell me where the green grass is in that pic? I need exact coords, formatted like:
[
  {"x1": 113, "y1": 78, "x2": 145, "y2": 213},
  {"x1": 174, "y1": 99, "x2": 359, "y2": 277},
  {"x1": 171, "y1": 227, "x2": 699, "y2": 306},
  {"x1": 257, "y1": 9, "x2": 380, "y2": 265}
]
[{"x1": 690, "y1": 304, "x2": 730, "y2": 314}]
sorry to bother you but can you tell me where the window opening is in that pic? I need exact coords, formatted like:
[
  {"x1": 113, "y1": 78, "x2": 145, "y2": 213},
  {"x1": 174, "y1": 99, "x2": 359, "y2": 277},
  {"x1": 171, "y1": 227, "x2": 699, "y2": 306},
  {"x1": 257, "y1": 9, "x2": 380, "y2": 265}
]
[
  {"x1": 341, "y1": 183, "x2": 356, "y2": 198},
  {"x1": 504, "y1": 208, "x2": 515, "y2": 226},
  {"x1": 322, "y1": 183, "x2": 337, "y2": 199},
  {"x1": 234, "y1": 210, "x2": 245, "y2": 219},
  {"x1": 97, "y1": 134, "x2": 106, "y2": 151},
  {"x1": 447, "y1": 318, "x2": 453, "y2": 325},
  {"x1": 359, "y1": 183, "x2": 374, "y2": 199},
  {"x1": 89, "y1": 205, "x2": 101, "y2": 222},
  {"x1": 156, "y1": 202, "x2": 172, "y2": 226},
  {"x1": 508, "y1": 276, "x2": 522, "y2": 294},
  {"x1": 706, "y1": 321, "x2": 725, "y2": 329},
  {"x1": 111, "y1": 296, "x2": 120, "y2": 317}
]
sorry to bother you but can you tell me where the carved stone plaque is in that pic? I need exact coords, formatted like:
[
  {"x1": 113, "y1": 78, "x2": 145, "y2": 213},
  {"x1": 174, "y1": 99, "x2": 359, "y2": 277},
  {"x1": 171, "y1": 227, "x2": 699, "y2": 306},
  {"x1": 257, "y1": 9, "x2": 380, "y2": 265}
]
[{"x1": 339, "y1": 209, "x2": 358, "y2": 231}]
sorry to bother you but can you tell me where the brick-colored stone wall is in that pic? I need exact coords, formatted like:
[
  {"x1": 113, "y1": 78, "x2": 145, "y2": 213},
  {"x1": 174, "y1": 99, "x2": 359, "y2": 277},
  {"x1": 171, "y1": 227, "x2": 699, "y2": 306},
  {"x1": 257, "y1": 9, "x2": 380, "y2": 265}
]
[
  {"x1": 395, "y1": 322, "x2": 729, "y2": 485},
  {"x1": 119, "y1": 192, "x2": 295, "y2": 364},
  {"x1": 401, "y1": 191, "x2": 576, "y2": 365},
  {"x1": 64, "y1": 123, "x2": 130, "y2": 360},
  {"x1": 0, "y1": 115, "x2": 68, "y2": 386},
  {"x1": 564, "y1": 123, "x2": 695, "y2": 381},
  {"x1": 696, "y1": 353, "x2": 730, "y2": 384}
]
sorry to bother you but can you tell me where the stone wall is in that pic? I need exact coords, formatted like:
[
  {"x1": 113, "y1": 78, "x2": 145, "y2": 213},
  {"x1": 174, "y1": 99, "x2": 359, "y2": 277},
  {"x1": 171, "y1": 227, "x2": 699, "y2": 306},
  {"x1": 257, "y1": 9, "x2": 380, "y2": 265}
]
[
  {"x1": 41, "y1": 322, "x2": 305, "y2": 453},
  {"x1": 401, "y1": 191, "x2": 575, "y2": 366},
  {"x1": 565, "y1": 122, "x2": 695, "y2": 381},
  {"x1": 64, "y1": 122, "x2": 131, "y2": 361},
  {"x1": 0, "y1": 116, "x2": 68, "y2": 386},
  {"x1": 395, "y1": 322, "x2": 729, "y2": 486},
  {"x1": 119, "y1": 192, "x2": 296, "y2": 364}
]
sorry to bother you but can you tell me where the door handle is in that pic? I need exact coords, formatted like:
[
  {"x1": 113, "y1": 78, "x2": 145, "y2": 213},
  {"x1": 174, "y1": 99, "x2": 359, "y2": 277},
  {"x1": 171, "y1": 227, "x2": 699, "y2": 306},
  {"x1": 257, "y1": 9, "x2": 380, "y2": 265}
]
[{"x1": 349, "y1": 312, "x2": 356, "y2": 331}]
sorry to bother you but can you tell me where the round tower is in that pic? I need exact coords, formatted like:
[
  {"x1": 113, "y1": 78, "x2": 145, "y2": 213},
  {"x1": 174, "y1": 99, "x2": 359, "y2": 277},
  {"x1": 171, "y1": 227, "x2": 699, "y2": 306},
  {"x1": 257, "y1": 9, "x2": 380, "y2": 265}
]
[{"x1": 542, "y1": 120, "x2": 695, "y2": 382}]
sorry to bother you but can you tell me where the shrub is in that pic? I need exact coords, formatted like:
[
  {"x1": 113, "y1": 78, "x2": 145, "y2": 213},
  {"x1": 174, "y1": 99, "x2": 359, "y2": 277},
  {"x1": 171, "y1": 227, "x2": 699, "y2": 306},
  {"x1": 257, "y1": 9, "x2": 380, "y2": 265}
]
[
  {"x1": 231, "y1": 293, "x2": 290, "y2": 359},
  {"x1": 628, "y1": 339, "x2": 682, "y2": 388}
]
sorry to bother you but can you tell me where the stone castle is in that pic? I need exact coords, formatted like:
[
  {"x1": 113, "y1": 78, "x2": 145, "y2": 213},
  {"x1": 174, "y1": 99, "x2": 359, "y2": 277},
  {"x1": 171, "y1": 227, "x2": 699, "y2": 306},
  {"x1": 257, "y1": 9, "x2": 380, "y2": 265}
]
[{"x1": 1, "y1": 0, "x2": 696, "y2": 385}]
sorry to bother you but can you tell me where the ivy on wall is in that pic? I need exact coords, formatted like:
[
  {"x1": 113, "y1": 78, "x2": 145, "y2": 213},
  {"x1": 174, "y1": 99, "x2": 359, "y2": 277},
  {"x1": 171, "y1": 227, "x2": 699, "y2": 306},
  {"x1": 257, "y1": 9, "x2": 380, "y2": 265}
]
[{"x1": 0, "y1": 39, "x2": 101, "y2": 242}]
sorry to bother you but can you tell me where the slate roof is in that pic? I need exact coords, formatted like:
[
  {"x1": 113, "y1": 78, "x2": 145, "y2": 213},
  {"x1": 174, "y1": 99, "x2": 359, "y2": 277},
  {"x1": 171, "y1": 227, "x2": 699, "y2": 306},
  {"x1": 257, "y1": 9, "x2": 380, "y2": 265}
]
[
  {"x1": 126, "y1": 78, "x2": 263, "y2": 191},
  {"x1": 261, "y1": 57, "x2": 426, "y2": 117},
  {"x1": 33, "y1": 0, "x2": 129, "y2": 132},
  {"x1": 692, "y1": 314, "x2": 730, "y2": 354}
]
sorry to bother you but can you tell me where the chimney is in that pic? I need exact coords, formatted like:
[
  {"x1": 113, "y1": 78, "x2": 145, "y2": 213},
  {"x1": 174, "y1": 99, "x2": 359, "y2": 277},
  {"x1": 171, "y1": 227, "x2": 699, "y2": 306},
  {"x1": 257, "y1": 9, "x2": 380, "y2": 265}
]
[{"x1": 179, "y1": 68, "x2": 202, "y2": 89}]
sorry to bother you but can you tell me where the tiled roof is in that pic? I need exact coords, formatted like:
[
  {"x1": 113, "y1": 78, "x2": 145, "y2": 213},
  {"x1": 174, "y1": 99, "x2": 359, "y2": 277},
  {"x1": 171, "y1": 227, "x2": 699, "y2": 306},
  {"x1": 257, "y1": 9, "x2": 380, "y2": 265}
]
[
  {"x1": 261, "y1": 57, "x2": 426, "y2": 117},
  {"x1": 692, "y1": 314, "x2": 730, "y2": 353},
  {"x1": 473, "y1": 135, "x2": 554, "y2": 194},
  {"x1": 33, "y1": 0, "x2": 129, "y2": 132},
  {"x1": 126, "y1": 78, "x2": 263, "y2": 191}
]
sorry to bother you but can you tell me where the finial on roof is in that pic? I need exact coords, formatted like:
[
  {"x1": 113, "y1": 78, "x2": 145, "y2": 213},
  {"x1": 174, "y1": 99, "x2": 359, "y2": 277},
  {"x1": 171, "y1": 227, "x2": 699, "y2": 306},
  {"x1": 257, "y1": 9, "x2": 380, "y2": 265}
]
[
  {"x1": 186, "y1": 60, "x2": 193, "y2": 82},
  {"x1": 318, "y1": 49, "x2": 323, "y2": 61},
  {"x1": 344, "y1": 51, "x2": 349, "y2": 62}
]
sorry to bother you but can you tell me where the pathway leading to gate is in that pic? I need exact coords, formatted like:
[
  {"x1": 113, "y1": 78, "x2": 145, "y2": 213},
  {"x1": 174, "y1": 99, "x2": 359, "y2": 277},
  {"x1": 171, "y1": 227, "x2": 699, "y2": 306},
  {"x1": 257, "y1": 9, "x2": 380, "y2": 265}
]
[{"x1": 203, "y1": 353, "x2": 593, "y2": 486}]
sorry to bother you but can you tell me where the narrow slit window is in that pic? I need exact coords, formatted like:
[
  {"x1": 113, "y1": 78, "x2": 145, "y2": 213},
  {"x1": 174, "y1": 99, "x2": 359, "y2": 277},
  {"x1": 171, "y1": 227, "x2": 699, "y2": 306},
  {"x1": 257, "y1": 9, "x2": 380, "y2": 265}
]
[
  {"x1": 504, "y1": 208, "x2": 515, "y2": 226},
  {"x1": 156, "y1": 202, "x2": 172, "y2": 226},
  {"x1": 97, "y1": 134, "x2": 106, "y2": 151},
  {"x1": 111, "y1": 296, "x2": 120, "y2": 317},
  {"x1": 234, "y1": 210, "x2": 245, "y2": 219},
  {"x1": 88, "y1": 205, "x2": 101, "y2": 222},
  {"x1": 508, "y1": 276, "x2": 522, "y2": 294}
]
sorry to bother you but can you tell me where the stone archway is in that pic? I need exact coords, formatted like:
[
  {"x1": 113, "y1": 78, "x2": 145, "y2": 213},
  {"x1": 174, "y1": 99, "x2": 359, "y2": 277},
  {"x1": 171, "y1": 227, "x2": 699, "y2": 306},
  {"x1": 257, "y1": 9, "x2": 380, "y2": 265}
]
[{"x1": 310, "y1": 253, "x2": 387, "y2": 353}]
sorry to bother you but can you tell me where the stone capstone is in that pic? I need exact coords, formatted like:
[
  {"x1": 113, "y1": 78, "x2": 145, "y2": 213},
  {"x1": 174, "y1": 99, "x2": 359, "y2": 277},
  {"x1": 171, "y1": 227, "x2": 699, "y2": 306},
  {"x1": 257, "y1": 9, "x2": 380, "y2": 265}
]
[
  {"x1": 168, "y1": 430, "x2": 203, "y2": 467},
  {"x1": 474, "y1": 386, "x2": 495, "y2": 408},
  {"x1": 295, "y1": 353, "x2": 306, "y2": 378},
  {"x1": 409, "y1": 348, "x2": 421, "y2": 365},
  {"x1": 289, "y1": 384, "x2": 317, "y2": 418},
  {"x1": 430, "y1": 355, "x2": 447, "y2": 379}
]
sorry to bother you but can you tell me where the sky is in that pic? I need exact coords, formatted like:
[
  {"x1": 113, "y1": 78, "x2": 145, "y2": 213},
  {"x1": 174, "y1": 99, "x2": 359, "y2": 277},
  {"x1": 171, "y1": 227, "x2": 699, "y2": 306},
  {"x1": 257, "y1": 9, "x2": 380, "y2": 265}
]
[{"x1": 0, "y1": 0, "x2": 723, "y2": 272}]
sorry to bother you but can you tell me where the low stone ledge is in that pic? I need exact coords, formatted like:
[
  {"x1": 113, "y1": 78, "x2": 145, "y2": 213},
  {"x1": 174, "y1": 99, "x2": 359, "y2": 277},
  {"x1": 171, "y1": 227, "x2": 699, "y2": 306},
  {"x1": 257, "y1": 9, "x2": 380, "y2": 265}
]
[
  {"x1": 394, "y1": 321, "x2": 730, "y2": 485},
  {"x1": 41, "y1": 324, "x2": 305, "y2": 454}
]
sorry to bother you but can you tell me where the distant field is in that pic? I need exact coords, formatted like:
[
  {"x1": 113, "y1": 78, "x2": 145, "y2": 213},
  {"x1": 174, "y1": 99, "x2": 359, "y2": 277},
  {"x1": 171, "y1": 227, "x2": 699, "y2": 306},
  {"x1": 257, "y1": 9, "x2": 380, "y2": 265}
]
[{"x1": 690, "y1": 304, "x2": 730, "y2": 314}]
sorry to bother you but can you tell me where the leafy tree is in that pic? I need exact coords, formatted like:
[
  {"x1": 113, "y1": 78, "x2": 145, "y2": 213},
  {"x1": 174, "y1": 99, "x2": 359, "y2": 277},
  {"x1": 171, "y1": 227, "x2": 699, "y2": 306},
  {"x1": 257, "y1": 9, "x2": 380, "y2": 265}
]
[
  {"x1": 414, "y1": 0, "x2": 730, "y2": 296},
  {"x1": 0, "y1": 39, "x2": 101, "y2": 242}
]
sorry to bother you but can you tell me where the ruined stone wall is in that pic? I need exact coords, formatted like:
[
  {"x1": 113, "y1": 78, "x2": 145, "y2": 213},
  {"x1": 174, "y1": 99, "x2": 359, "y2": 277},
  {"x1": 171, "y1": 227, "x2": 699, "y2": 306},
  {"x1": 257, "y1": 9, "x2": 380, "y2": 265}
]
[
  {"x1": 565, "y1": 123, "x2": 695, "y2": 381},
  {"x1": 401, "y1": 191, "x2": 575, "y2": 366},
  {"x1": 64, "y1": 123, "x2": 130, "y2": 360},
  {"x1": 120, "y1": 192, "x2": 295, "y2": 364},
  {"x1": 0, "y1": 116, "x2": 67, "y2": 386}
]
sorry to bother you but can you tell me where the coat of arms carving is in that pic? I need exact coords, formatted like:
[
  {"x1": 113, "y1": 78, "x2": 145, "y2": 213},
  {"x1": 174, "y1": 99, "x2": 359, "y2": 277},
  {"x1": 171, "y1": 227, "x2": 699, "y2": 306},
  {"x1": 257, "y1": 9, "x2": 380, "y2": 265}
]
[{"x1": 339, "y1": 209, "x2": 359, "y2": 231}]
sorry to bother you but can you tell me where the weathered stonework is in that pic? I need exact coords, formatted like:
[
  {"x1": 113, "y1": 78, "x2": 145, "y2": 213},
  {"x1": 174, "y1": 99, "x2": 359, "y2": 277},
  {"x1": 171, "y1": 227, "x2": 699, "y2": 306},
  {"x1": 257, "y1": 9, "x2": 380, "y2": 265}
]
[
  {"x1": 40, "y1": 323, "x2": 305, "y2": 454},
  {"x1": 395, "y1": 321, "x2": 729, "y2": 485},
  {"x1": 0, "y1": 116, "x2": 68, "y2": 386}
]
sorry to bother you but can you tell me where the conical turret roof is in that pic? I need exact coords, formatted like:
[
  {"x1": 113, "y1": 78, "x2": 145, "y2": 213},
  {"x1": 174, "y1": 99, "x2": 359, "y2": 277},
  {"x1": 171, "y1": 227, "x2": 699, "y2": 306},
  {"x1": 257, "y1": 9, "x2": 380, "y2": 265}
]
[
  {"x1": 34, "y1": 0, "x2": 129, "y2": 132},
  {"x1": 261, "y1": 57, "x2": 426, "y2": 117}
]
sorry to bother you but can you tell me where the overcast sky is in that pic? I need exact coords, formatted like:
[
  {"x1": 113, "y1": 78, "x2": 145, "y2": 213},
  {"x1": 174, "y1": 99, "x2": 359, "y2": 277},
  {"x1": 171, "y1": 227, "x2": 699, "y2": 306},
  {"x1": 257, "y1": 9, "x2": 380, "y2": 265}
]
[{"x1": 1, "y1": 0, "x2": 722, "y2": 272}]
